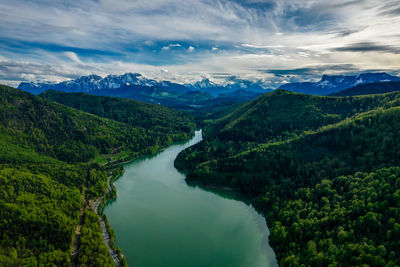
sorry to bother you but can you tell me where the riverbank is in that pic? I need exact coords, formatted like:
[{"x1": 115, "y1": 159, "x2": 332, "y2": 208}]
[
  {"x1": 93, "y1": 194, "x2": 122, "y2": 267},
  {"x1": 92, "y1": 133, "x2": 196, "y2": 266},
  {"x1": 103, "y1": 130, "x2": 277, "y2": 267}
]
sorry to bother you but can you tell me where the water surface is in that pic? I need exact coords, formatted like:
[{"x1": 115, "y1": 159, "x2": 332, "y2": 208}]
[{"x1": 104, "y1": 131, "x2": 277, "y2": 267}]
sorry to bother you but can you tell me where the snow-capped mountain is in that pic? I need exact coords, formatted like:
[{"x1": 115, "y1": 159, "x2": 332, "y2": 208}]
[
  {"x1": 185, "y1": 78, "x2": 268, "y2": 97},
  {"x1": 279, "y1": 73, "x2": 400, "y2": 95},
  {"x1": 18, "y1": 73, "x2": 189, "y2": 95},
  {"x1": 17, "y1": 73, "x2": 268, "y2": 108}
]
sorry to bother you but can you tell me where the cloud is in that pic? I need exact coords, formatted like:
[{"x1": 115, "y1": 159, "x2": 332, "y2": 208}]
[
  {"x1": 161, "y1": 43, "x2": 182, "y2": 51},
  {"x1": 241, "y1": 44, "x2": 284, "y2": 49},
  {"x1": 0, "y1": 0, "x2": 399, "y2": 87},
  {"x1": 0, "y1": 60, "x2": 85, "y2": 84},
  {"x1": 64, "y1": 52, "x2": 83, "y2": 64},
  {"x1": 379, "y1": 1, "x2": 400, "y2": 16},
  {"x1": 333, "y1": 42, "x2": 400, "y2": 53},
  {"x1": 260, "y1": 64, "x2": 360, "y2": 77}
]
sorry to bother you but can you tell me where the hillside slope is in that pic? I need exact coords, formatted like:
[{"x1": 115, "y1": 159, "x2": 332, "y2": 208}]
[
  {"x1": 279, "y1": 73, "x2": 400, "y2": 95},
  {"x1": 0, "y1": 85, "x2": 195, "y2": 266},
  {"x1": 175, "y1": 91, "x2": 400, "y2": 266},
  {"x1": 40, "y1": 90, "x2": 194, "y2": 142}
]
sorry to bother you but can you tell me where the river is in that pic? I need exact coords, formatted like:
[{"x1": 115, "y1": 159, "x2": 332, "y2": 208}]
[{"x1": 104, "y1": 130, "x2": 277, "y2": 267}]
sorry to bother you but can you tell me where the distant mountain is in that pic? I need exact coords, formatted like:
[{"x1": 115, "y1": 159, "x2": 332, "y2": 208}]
[
  {"x1": 185, "y1": 78, "x2": 269, "y2": 97},
  {"x1": 209, "y1": 89, "x2": 264, "y2": 103},
  {"x1": 18, "y1": 73, "x2": 189, "y2": 95},
  {"x1": 331, "y1": 81, "x2": 400, "y2": 96},
  {"x1": 17, "y1": 73, "x2": 212, "y2": 108},
  {"x1": 18, "y1": 73, "x2": 271, "y2": 108},
  {"x1": 279, "y1": 73, "x2": 400, "y2": 95}
]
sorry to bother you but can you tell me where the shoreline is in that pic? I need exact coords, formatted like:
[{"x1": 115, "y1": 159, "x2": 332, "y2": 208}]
[{"x1": 97, "y1": 133, "x2": 196, "y2": 266}]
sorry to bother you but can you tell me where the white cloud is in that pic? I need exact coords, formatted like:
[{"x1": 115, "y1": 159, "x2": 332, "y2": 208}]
[
  {"x1": 64, "y1": 52, "x2": 83, "y2": 64},
  {"x1": 0, "y1": 0, "x2": 399, "y2": 86}
]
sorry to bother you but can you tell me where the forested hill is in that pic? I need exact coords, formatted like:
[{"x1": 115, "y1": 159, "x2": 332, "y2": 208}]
[
  {"x1": 175, "y1": 90, "x2": 400, "y2": 266},
  {"x1": 0, "y1": 85, "x2": 195, "y2": 266},
  {"x1": 40, "y1": 90, "x2": 194, "y2": 139},
  {"x1": 330, "y1": 81, "x2": 400, "y2": 97}
]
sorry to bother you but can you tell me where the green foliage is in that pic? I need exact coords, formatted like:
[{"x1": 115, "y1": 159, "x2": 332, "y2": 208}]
[
  {"x1": 266, "y1": 167, "x2": 400, "y2": 266},
  {"x1": 206, "y1": 90, "x2": 400, "y2": 143},
  {"x1": 0, "y1": 165, "x2": 80, "y2": 266},
  {"x1": 78, "y1": 210, "x2": 114, "y2": 266},
  {"x1": 40, "y1": 90, "x2": 195, "y2": 145},
  {"x1": 1, "y1": 86, "x2": 194, "y2": 163},
  {"x1": 0, "y1": 85, "x2": 195, "y2": 265},
  {"x1": 176, "y1": 90, "x2": 400, "y2": 266}
]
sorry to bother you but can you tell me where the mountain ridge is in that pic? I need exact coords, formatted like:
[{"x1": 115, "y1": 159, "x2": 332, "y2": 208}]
[
  {"x1": 330, "y1": 81, "x2": 400, "y2": 96},
  {"x1": 18, "y1": 73, "x2": 268, "y2": 108},
  {"x1": 0, "y1": 84, "x2": 195, "y2": 265},
  {"x1": 175, "y1": 90, "x2": 400, "y2": 266},
  {"x1": 279, "y1": 72, "x2": 400, "y2": 95}
]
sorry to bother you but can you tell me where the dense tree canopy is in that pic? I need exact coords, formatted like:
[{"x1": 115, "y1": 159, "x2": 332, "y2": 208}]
[
  {"x1": 176, "y1": 90, "x2": 400, "y2": 266},
  {"x1": 0, "y1": 85, "x2": 195, "y2": 265}
]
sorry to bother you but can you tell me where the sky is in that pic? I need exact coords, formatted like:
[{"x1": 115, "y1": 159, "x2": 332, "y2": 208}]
[{"x1": 0, "y1": 0, "x2": 400, "y2": 88}]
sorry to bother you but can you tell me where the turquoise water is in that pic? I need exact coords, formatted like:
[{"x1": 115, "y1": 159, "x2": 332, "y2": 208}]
[{"x1": 104, "y1": 131, "x2": 277, "y2": 267}]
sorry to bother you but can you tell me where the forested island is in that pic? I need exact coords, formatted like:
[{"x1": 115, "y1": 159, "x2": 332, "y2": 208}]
[
  {"x1": 0, "y1": 85, "x2": 195, "y2": 265},
  {"x1": 175, "y1": 90, "x2": 400, "y2": 266}
]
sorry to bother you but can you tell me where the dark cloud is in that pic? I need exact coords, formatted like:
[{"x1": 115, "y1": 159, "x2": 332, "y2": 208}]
[
  {"x1": 259, "y1": 64, "x2": 359, "y2": 77},
  {"x1": 329, "y1": 0, "x2": 366, "y2": 9},
  {"x1": 335, "y1": 28, "x2": 363, "y2": 37},
  {"x1": 225, "y1": 0, "x2": 276, "y2": 11},
  {"x1": 380, "y1": 7, "x2": 400, "y2": 16},
  {"x1": 379, "y1": 1, "x2": 400, "y2": 16},
  {"x1": 258, "y1": 64, "x2": 400, "y2": 86},
  {"x1": 0, "y1": 37, "x2": 123, "y2": 58},
  {"x1": 258, "y1": 65, "x2": 363, "y2": 85},
  {"x1": 333, "y1": 42, "x2": 400, "y2": 53},
  {"x1": 0, "y1": 61, "x2": 94, "y2": 82}
]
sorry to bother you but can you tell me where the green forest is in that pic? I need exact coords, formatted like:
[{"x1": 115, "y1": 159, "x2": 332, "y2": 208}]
[
  {"x1": 175, "y1": 90, "x2": 400, "y2": 266},
  {"x1": 3, "y1": 82, "x2": 400, "y2": 266},
  {"x1": 0, "y1": 85, "x2": 195, "y2": 266}
]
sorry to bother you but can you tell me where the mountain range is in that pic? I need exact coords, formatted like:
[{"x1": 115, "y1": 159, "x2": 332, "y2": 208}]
[
  {"x1": 3, "y1": 73, "x2": 400, "y2": 266},
  {"x1": 18, "y1": 73, "x2": 271, "y2": 107},
  {"x1": 279, "y1": 72, "x2": 400, "y2": 95},
  {"x1": 185, "y1": 78, "x2": 268, "y2": 96},
  {"x1": 18, "y1": 72, "x2": 400, "y2": 105},
  {"x1": 331, "y1": 81, "x2": 400, "y2": 96}
]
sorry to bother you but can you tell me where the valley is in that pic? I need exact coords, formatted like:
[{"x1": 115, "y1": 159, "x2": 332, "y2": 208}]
[
  {"x1": 1, "y1": 74, "x2": 400, "y2": 266},
  {"x1": 0, "y1": 85, "x2": 194, "y2": 265},
  {"x1": 2, "y1": 1, "x2": 400, "y2": 266},
  {"x1": 103, "y1": 131, "x2": 277, "y2": 267}
]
